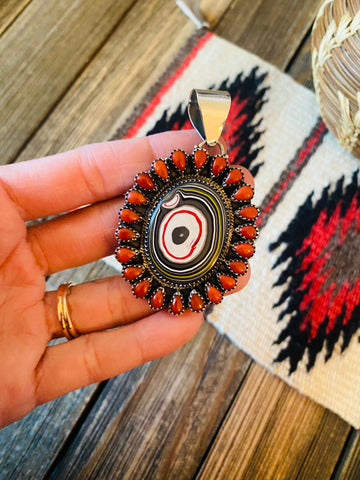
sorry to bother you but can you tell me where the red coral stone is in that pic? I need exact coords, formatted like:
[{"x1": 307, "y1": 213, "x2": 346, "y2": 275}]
[
  {"x1": 194, "y1": 150, "x2": 207, "y2": 169},
  {"x1": 136, "y1": 173, "x2": 155, "y2": 190},
  {"x1": 150, "y1": 289, "x2": 164, "y2": 309},
  {"x1": 229, "y1": 261, "x2": 247, "y2": 275},
  {"x1": 133, "y1": 280, "x2": 150, "y2": 298},
  {"x1": 172, "y1": 150, "x2": 186, "y2": 171},
  {"x1": 212, "y1": 156, "x2": 227, "y2": 175},
  {"x1": 117, "y1": 228, "x2": 136, "y2": 241},
  {"x1": 206, "y1": 285, "x2": 222, "y2": 304},
  {"x1": 224, "y1": 169, "x2": 243, "y2": 185},
  {"x1": 153, "y1": 160, "x2": 168, "y2": 179},
  {"x1": 190, "y1": 293, "x2": 204, "y2": 311},
  {"x1": 170, "y1": 294, "x2": 183, "y2": 314},
  {"x1": 233, "y1": 185, "x2": 254, "y2": 201},
  {"x1": 123, "y1": 266, "x2": 143, "y2": 281},
  {"x1": 219, "y1": 275, "x2": 236, "y2": 290},
  {"x1": 116, "y1": 248, "x2": 136, "y2": 263},
  {"x1": 127, "y1": 190, "x2": 147, "y2": 204},
  {"x1": 234, "y1": 243, "x2": 255, "y2": 258},
  {"x1": 238, "y1": 206, "x2": 259, "y2": 220},
  {"x1": 120, "y1": 208, "x2": 140, "y2": 223},
  {"x1": 239, "y1": 225, "x2": 257, "y2": 239}
]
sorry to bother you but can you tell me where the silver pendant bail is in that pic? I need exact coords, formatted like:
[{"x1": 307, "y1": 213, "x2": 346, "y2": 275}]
[{"x1": 188, "y1": 89, "x2": 231, "y2": 147}]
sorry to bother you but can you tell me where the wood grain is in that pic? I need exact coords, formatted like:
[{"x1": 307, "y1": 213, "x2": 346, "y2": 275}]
[
  {"x1": 197, "y1": 363, "x2": 350, "y2": 480},
  {"x1": 0, "y1": 0, "x2": 31, "y2": 36},
  {"x1": 334, "y1": 431, "x2": 360, "y2": 480},
  {"x1": 52, "y1": 324, "x2": 251, "y2": 480},
  {"x1": 0, "y1": 0, "x2": 136, "y2": 166},
  {"x1": 16, "y1": 0, "x2": 201, "y2": 162},
  {"x1": 0, "y1": 0, "x2": 231, "y2": 476},
  {"x1": 0, "y1": 385, "x2": 95, "y2": 479},
  {"x1": 286, "y1": 30, "x2": 314, "y2": 91},
  {"x1": 46, "y1": 362, "x2": 154, "y2": 479},
  {"x1": 21, "y1": 1, "x2": 350, "y2": 479},
  {"x1": 216, "y1": 0, "x2": 323, "y2": 70},
  {"x1": 295, "y1": 410, "x2": 351, "y2": 480}
]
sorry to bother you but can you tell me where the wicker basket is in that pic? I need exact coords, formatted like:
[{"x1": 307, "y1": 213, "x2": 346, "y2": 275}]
[{"x1": 312, "y1": 0, "x2": 360, "y2": 157}]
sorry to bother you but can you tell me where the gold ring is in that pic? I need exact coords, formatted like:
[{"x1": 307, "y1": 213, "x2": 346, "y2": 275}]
[{"x1": 57, "y1": 282, "x2": 79, "y2": 340}]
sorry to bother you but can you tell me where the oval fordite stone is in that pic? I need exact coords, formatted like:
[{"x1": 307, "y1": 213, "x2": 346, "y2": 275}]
[
  {"x1": 146, "y1": 179, "x2": 229, "y2": 285},
  {"x1": 116, "y1": 147, "x2": 258, "y2": 315}
]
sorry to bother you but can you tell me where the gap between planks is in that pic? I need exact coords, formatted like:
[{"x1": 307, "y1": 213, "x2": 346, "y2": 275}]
[{"x1": 0, "y1": 0, "x2": 32, "y2": 36}]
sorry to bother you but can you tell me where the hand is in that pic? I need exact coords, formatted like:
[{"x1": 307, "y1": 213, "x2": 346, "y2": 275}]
[{"x1": 0, "y1": 130, "x2": 253, "y2": 427}]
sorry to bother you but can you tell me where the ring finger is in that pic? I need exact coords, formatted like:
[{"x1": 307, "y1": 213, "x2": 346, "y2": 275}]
[{"x1": 45, "y1": 267, "x2": 251, "y2": 338}]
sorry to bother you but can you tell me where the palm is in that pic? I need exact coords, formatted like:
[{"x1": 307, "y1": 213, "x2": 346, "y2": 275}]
[
  {"x1": 0, "y1": 185, "x2": 48, "y2": 424},
  {"x1": 0, "y1": 131, "x2": 253, "y2": 428}
]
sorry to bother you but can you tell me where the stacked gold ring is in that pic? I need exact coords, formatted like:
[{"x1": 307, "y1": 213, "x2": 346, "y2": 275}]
[{"x1": 57, "y1": 282, "x2": 79, "y2": 340}]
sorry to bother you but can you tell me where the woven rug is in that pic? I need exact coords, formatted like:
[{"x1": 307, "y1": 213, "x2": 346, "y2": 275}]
[{"x1": 105, "y1": 31, "x2": 360, "y2": 428}]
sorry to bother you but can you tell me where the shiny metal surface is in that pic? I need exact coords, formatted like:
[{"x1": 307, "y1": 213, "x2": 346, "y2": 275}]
[{"x1": 188, "y1": 89, "x2": 231, "y2": 146}]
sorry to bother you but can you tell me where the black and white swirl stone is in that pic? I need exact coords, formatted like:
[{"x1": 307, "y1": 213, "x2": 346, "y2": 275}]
[{"x1": 145, "y1": 179, "x2": 229, "y2": 285}]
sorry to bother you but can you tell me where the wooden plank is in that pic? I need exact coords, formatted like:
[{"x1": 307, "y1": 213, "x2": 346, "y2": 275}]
[
  {"x1": 46, "y1": 364, "x2": 154, "y2": 478},
  {"x1": 216, "y1": 0, "x2": 322, "y2": 70},
  {"x1": 0, "y1": 0, "x2": 136, "y2": 166},
  {"x1": 286, "y1": 31, "x2": 315, "y2": 91},
  {"x1": 197, "y1": 363, "x2": 351, "y2": 480},
  {"x1": 49, "y1": 324, "x2": 251, "y2": 479},
  {"x1": 16, "y1": 0, "x2": 206, "y2": 163},
  {"x1": 0, "y1": 385, "x2": 96, "y2": 479},
  {"x1": 332, "y1": 431, "x2": 360, "y2": 480},
  {"x1": 296, "y1": 411, "x2": 351, "y2": 480},
  {"x1": 200, "y1": 0, "x2": 233, "y2": 28},
  {"x1": 0, "y1": 0, "x2": 32, "y2": 36}
]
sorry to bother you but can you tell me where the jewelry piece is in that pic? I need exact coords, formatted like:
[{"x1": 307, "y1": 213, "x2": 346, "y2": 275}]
[
  {"x1": 57, "y1": 282, "x2": 79, "y2": 339},
  {"x1": 115, "y1": 89, "x2": 259, "y2": 315}
]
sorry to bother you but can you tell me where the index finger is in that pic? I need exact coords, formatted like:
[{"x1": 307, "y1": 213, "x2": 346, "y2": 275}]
[{"x1": 0, "y1": 130, "x2": 200, "y2": 221}]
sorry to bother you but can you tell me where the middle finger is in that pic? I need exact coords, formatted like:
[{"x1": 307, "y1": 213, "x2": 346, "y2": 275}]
[{"x1": 27, "y1": 196, "x2": 122, "y2": 275}]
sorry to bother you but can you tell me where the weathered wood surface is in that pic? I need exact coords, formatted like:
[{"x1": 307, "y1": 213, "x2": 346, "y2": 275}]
[
  {"x1": 286, "y1": 30, "x2": 315, "y2": 91},
  {"x1": 334, "y1": 431, "x2": 360, "y2": 480},
  {"x1": 0, "y1": 0, "x2": 31, "y2": 36},
  {"x1": 52, "y1": 326, "x2": 251, "y2": 479},
  {"x1": 197, "y1": 364, "x2": 350, "y2": 480},
  {"x1": 0, "y1": 0, "x2": 357, "y2": 478},
  {"x1": 16, "y1": 0, "x2": 219, "y2": 163},
  {"x1": 0, "y1": 0, "x2": 136, "y2": 166},
  {"x1": 0, "y1": 386, "x2": 95, "y2": 479},
  {"x1": 215, "y1": 0, "x2": 322, "y2": 70}
]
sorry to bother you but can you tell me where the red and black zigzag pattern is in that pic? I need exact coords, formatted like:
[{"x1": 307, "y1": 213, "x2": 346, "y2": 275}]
[
  {"x1": 146, "y1": 68, "x2": 268, "y2": 177},
  {"x1": 270, "y1": 172, "x2": 360, "y2": 374}
]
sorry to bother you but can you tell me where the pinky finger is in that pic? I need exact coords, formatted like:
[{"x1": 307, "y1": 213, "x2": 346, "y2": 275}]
[{"x1": 35, "y1": 310, "x2": 203, "y2": 405}]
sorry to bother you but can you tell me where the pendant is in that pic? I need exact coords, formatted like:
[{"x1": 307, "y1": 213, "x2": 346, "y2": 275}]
[{"x1": 115, "y1": 89, "x2": 259, "y2": 314}]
